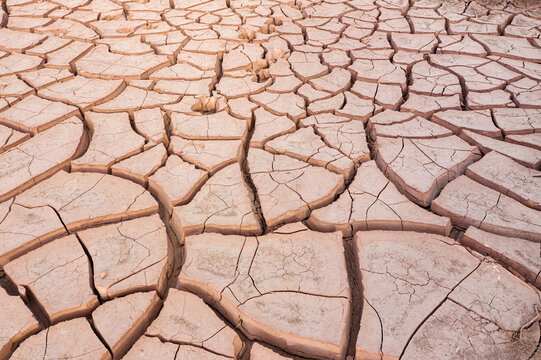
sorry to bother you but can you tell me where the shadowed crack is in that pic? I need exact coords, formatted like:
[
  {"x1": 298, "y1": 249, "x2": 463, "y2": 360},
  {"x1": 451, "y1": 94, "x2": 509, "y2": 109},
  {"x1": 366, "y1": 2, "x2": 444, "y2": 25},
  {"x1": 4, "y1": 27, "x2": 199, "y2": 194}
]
[
  {"x1": 241, "y1": 112, "x2": 268, "y2": 234},
  {"x1": 344, "y1": 235, "x2": 363, "y2": 359}
]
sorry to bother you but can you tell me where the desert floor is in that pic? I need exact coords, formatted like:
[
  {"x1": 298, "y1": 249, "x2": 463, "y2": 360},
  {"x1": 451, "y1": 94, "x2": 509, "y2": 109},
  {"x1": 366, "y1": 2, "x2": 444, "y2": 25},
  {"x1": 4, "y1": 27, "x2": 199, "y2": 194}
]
[{"x1": 0, "y1": 0, "x2": 540, "y2": 359}]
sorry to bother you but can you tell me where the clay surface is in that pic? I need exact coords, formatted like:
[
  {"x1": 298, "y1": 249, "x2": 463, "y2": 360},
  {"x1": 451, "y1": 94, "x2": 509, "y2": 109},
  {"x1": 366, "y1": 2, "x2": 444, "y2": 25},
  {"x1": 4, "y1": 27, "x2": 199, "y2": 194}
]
[{"x1": 0, "y1": 1, "x2": 540, "y2": 359}]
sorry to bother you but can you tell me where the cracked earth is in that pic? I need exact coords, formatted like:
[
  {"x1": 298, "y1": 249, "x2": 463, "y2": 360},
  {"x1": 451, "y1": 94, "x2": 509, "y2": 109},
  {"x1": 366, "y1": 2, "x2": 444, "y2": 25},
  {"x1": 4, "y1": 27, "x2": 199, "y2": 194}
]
[{"x1": 0, "y1": 0, "x2": 540, "y2": 359}]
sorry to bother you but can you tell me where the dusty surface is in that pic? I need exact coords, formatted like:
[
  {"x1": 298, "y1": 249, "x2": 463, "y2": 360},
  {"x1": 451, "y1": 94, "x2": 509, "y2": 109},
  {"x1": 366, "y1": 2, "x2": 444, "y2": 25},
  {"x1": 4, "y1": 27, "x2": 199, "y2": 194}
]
[{"x1": 0, "y1": 0, "x2": 540, "y2": 359}]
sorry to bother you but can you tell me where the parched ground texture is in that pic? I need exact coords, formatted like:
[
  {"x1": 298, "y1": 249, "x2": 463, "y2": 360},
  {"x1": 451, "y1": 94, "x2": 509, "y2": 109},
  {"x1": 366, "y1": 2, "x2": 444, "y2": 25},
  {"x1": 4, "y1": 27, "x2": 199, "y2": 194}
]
[{"x1": 0, "y1": 0, "x2": 540, "y2": 359}]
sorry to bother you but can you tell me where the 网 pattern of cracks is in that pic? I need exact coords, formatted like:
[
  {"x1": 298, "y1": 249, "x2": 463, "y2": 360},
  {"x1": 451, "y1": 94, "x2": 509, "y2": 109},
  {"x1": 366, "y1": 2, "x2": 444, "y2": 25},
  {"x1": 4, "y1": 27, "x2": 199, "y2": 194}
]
[{"x1": 0, "y1": 0, "x2": 540, "y2": 359}]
